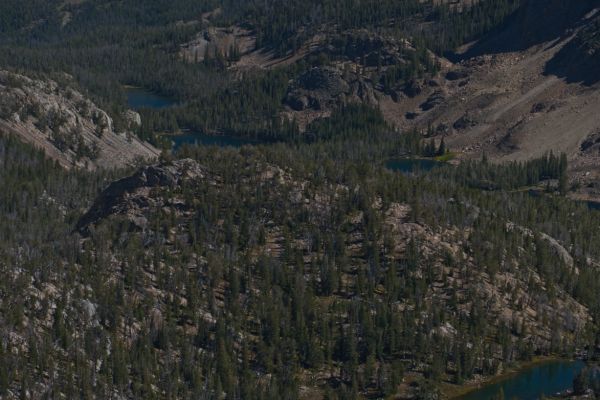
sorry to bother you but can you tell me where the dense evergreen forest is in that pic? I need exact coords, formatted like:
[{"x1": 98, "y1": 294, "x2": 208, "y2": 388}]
[
  {"x1": 1, "y1": 129, "x2": 600, "y2": 398},
  {"x1": 2, "y1": 0, "x2": 600, "y2": 399},
  {"x1": 217, "y1": 0, "x2": 520, "y2": 54},
  {"x1": 0, "y1": 0, "x2": 521, "y2": 143}
]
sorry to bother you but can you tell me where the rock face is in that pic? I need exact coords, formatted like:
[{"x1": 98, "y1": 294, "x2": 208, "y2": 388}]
[
  {"x1": 581, "y1": 132, "x2": 600, "y2": 154},
  {"x1": 284, "y1": 66, "x2": 377, "y2": 113},
  {"x1": 180, "y1": 26, "x2": 255, "y2": 64},
  {"x1": 77, "y1": 159, "x2": 205, "y2": 232},
  {"x1": 0, "y1": 71, "x2": 159, "y2": 170},
  {"x1": 546, "y1": 13, "x2": 600, "y2": 85},
  {"x1": 123, "y1": 110, "x2": 142, "y2": 129}
]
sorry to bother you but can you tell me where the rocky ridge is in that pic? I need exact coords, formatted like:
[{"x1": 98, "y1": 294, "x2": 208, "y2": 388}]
[
  {"x1": 76, "y1": 158, "x2": 207, "y2": 233},
  {"x1": 0, "y1": 71, "x2": 159, "y2": 170},
  {"x1": 72, "y1": 158, "x2": 591, "y2": 397}
]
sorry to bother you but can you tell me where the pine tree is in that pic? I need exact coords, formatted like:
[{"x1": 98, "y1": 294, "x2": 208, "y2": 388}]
[
  {"x1": 574, "y1": 368, "x2": 590, "y2": 395},
  {"x1": 437, "y1": 137, "x2": 447, "y2": 156},
  {"x1": 559, "y1": 153, "x2": 568, "y2": 195},
  {"x1": 0, "y1": 348, "x2": 8, "y2": 395}
]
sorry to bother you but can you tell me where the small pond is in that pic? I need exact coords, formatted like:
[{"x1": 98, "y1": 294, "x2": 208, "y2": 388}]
[
  {"x1": 170, "y1": 131, "x2": 261, "y2": 150},
  {"x1": 125, "y1": 87, "x2": 176, "y2": 110},
  {"x1": 586, "y1": 201, "x2": 600, "y2": 210},
  {"x1": 386, "y1": 158, "x2": 444, "y2": 173}
]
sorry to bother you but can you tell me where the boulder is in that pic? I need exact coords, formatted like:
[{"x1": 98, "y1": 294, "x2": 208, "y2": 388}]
[
  {"x1": 453, "y1": 114, "x2": 477, "y2": 130},
  {"x1": 123, "y1": 110, "x2": 142, "y2": 128},
  {"x1": 420, "y1": 90, "x2": 446, "y2": 111},
  {"x1": 446, "y1": 70, "x2": 469, "y2": 81},
  {"x1": 403, "y1": 79, "x2": 424, "y2": 97}
]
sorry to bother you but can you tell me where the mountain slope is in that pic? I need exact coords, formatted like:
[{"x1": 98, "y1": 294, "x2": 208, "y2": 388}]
[
  {"x1": 0, "y1": 71, "x2": 159, "y2": 170},
  {"x1": 376, "y1": 1, "x2": 600, "y2": 200},
  {"x1": 66, "y1": 155, "x2": 591, "y2": 399},
  {"x1": 3, "y1": 2, "x2": 600, "y2": 399}
]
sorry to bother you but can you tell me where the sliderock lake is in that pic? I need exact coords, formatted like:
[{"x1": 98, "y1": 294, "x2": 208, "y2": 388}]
[
  {"x1": 125, "y1": 87, "x2": 262, "y2": 150},
  {"x1": 457, "y1": 359, "x2": 585, "y2": 400}
]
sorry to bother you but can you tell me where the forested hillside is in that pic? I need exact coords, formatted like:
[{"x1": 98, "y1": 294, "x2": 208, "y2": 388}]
[
  {"x1": 0, "y1": 0, "x2": 523, "y2": 143},
  {"x1": 2, "y1": 0, "x2": 600, "y2": 399},
  {"x1": 2, "y1": 129, "x2": 600, "y2": 399},
  {"x1": 218, "y1": 0, "x2": 520, "y2": 54}
]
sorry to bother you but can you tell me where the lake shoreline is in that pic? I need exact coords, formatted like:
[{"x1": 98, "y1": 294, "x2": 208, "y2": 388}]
[
  {"x1": 442, "y1": 356, "x2": 578, "y2": 399},
  {"x1": 166, "y1": 129, "x2": 264, "y2": 150},
  {"x1": 125, "y1": 86, "x2": 177, "y2": 110},
  {"x1": 386, "y1": 157, "x2": 444, "y2": 173}
]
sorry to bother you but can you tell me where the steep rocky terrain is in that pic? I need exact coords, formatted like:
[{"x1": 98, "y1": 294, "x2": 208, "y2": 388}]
[
  {"x1": 419, "y1": 1, "x2": 600, "y2": 150},
  {"x1": 3, "y1": 1, "x2": 600, "y2": 399},
  {"x1": 67, "y1": 156, "x2": 591, "y2": 398},
  {"x1": 188, "y1": 0, "x2": 600, "y2": 182},
  {"x1": 371, "y1": 0, "x2": 600, "y2": 200},
  {"x1": 381, "y1": 1, "x2": 600, "y2": 144},
  {"x1": 0, "y1": 71, "x2": 159, "y2": 170}
]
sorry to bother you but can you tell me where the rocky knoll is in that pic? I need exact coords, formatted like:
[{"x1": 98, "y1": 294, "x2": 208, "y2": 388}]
[
  {"x1": 284, "y1": 66, "x2": 378, "y2": 113},
  {"x1": 75, "y1": 156, "x2": 591, "y2": 396},
  {"x1": 282, "y1": 31, "x2": 440, "y2": 129},
  {"x1": 0, "y1": 71, "x2": 159, "y2": 170},
  {"x1": 77, "y1": 158, "x2": 206, "y2": 233}
]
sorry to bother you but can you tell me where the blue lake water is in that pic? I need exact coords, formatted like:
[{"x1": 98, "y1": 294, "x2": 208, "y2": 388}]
[
  {"x1": 386, "y1": 158, "x2": 443, "y2": 173},
  {"x1": 587, "y1": 201, "x2": 600, "y2": 210},
  {"x1": 125, "y1": 87, "x2": 176, "y2": 110},
  {"x1": 171, "y1": 131, "x2": 260, "y2": 150},
  {"x1": 457, "y1": 360, "x2": 585, "y2": 400},
  {"x1": 125, "y1": 87, "x2": 261, "y2": 149}
]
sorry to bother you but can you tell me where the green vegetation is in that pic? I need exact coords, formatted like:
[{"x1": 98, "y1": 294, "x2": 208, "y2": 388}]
[
  {"x1": 0, "y1": 0, "x2": 522, "y2": 144},
  {"x1": 1, "y1": 125, "x2": 600, "y2": 398},
  {"x1": 220, "y1": 0, "x2": 520, "y2": 55},
  {"x1": 2, "y1": 1, "x2": 600, "y2": 399},
  {"x1": 432, "y1": 152, "x2": 568, "y2": 191}
]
